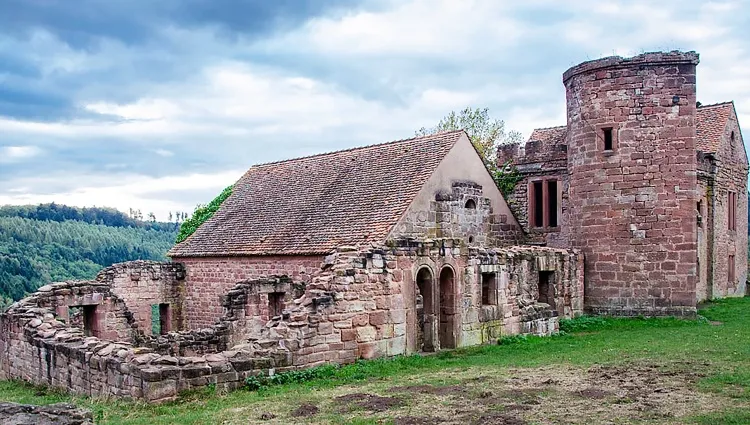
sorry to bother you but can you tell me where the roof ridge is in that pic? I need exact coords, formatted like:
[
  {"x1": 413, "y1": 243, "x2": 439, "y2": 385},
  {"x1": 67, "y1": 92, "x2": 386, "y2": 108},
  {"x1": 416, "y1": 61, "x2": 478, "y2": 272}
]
[
  {"x1": 698, "y1": 101, "x2": 734, "y2": 109},
  {"x1": 250, "y1": 130, "x2": 465, "y2": 169}
]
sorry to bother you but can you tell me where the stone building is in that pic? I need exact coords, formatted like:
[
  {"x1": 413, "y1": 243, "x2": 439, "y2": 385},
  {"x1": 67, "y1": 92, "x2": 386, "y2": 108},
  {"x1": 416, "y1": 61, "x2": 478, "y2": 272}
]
[
  {"x1": 1, "y1": 131, "x2": 583, "y2": 402},
  {"x1": 499, "y1": 51, "x2": 748, "y2": 316},
  {"x1": 1, "y1": 50, "x2": 745, "y2": 402}
]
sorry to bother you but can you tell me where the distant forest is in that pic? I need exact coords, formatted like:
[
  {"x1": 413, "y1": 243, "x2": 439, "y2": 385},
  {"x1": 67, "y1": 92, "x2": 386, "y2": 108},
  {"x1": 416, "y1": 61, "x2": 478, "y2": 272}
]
[{"x1": 0, "y1": 203, "x2": 179, "y2": 310}]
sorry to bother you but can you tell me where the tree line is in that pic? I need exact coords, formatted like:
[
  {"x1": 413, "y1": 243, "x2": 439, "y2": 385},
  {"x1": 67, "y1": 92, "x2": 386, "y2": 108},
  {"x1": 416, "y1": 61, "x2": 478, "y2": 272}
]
[{"x1": 0, "y1": 204, "x2": 178, "y2": 310}]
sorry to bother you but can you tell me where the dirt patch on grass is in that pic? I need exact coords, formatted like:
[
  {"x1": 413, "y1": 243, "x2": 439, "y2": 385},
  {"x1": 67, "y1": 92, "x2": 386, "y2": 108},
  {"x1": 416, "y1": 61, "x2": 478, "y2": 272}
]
[
  {"x1": 394, "y1": 416, "x2": 445, "y2": 425},
  {"x1": 335, "y1": 392, "x2": 403, "y2": 412},
  {"x1": 290, "y1": 404, "x2": 319, "y2": 417},
  {"x1": 391, "y1": 384, "x2": 468, "y2": 397}
]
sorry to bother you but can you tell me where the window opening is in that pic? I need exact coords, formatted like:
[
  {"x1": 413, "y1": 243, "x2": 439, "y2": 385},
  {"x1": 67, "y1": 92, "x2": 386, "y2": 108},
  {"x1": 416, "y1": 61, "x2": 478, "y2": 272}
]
[
  {"x1": 481, "y1": 272, "x2": 497, "y2": 306},
  {"x1": 268, "y1": 292, "x2": 285, "y2": 318},
  {"x1": 537, "y1": 271, "x2": 556, "y2": 310},
  {"x1": 603, "y1": 128, "x2": 614, "y2": 151},
  {"x1": 464, "y1": 199, "x2": 476, "y2": 209}
]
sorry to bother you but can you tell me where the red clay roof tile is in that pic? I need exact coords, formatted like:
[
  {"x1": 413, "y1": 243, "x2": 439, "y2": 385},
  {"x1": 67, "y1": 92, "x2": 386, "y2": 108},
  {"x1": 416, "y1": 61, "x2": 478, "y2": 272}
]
[
  {"x1": 169, "y1": 130, "x2": 464, "y2": 257},
  {"x1": 696, "y1": 102, "x2": 733, "y2": 153}
]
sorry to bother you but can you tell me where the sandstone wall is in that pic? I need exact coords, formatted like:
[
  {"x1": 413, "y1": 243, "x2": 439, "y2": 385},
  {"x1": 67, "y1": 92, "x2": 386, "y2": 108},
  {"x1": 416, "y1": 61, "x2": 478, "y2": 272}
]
[
  {"x1": 390, "y1": 181, "x2": 523, "y2": 248},
  {"x1": 707, "y1": 109, "x2": 748, "y2": 298},
  {"x1": 499, "y1": 140, "x2": 571, "y2": 249},
  {"x1": 100, "y1": 261, "x2": 185, "y2": 334},
  {"x1": 177, "y1": 255, "x2": 323, "y2": 329},
  {"x1": 564, "y1": 51, "x2": 699, "y2": 316}
]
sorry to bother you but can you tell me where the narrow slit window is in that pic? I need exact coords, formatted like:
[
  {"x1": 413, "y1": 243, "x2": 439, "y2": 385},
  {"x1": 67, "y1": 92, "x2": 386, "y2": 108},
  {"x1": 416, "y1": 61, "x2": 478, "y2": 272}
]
[
  {"x1": 728, "y1": 191, "x2": 737, "y2": 231},
  {"x1": 728, "y1": 255, "x2": 735, "y2": 284},
  {"x1": 532, "y1": 181, "x2": 543, "y2": 228},
  {"x1": 547, "y1": 180, "x2": 558, "y2": 227},
  {"x1": 603, "y1": 128, "x2": 614, "y2": 151}
]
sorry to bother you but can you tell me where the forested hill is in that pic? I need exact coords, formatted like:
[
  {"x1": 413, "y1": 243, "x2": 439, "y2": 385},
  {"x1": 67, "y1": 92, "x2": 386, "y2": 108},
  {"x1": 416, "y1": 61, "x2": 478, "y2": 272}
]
[{"x1": 0, "y1": 204, "x2": 178, "y2": 310}]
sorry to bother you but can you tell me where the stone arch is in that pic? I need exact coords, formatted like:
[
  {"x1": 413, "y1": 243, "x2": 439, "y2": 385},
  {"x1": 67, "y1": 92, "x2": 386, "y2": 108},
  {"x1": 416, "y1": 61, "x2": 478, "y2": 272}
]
[
  {"x1": 439, "y1": 265, "x2": 459, "y2": 349},
  {"x1": 414, "y1": 266, "x2": 436, "y2": 352}
]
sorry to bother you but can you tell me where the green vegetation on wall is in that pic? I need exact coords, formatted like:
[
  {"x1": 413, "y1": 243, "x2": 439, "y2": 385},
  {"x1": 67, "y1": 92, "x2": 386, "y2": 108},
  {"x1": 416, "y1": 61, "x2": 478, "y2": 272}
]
[{"x1": 175, "y1": 185, "x2": 234, "y2": 244}]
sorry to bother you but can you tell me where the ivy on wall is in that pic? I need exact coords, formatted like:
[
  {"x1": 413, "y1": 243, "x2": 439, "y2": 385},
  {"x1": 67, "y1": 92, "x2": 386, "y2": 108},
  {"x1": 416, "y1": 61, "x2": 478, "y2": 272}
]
[
  {"x1": 175, "y1": 185, "x2": 234, "y2": 243},
  {"x1": 493, "y1": 160, "x2": 522, "y2": 198}
]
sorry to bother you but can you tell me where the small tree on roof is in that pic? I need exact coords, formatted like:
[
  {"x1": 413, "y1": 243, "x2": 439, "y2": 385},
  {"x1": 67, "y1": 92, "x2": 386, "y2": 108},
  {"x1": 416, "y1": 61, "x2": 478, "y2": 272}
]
[{"x1": 416, "y1": 106, "x2": 523, "y2": 196}]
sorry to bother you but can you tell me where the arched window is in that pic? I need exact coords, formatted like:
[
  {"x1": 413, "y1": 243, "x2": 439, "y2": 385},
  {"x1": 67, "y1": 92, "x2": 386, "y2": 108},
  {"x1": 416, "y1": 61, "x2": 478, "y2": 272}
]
[{"x1": 464, "y1": 199, "x2": 476, "y2": 209}]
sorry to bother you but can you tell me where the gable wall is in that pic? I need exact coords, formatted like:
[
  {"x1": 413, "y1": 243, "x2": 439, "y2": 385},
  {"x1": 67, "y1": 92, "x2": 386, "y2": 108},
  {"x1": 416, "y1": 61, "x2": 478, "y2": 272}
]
[{"x1": 389, "y1": 134, "x2": 523, "y2": 246}]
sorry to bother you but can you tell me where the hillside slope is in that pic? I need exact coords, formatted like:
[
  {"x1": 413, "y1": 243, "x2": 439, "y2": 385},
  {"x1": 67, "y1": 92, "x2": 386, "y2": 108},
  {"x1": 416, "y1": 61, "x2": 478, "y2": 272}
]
[{"x1": 0, "y1": 204, "x2": 177, "y2": 308}]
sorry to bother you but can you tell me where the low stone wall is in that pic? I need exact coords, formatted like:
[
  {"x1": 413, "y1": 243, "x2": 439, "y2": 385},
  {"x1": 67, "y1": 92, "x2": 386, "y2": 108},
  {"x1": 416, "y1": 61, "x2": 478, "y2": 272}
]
[{"x1": 0, "y1": 402, "x2": 93, "y2": 425}]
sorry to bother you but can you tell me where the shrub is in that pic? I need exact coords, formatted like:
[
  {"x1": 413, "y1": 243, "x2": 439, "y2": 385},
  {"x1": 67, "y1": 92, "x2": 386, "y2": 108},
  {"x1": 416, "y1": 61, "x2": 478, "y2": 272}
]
[
  {"x1": 245, "y1": 364, "x2": 340, "y2": 391},
  {"x1": 175, "y1": 185, "x2": 234, "y2": 243}
]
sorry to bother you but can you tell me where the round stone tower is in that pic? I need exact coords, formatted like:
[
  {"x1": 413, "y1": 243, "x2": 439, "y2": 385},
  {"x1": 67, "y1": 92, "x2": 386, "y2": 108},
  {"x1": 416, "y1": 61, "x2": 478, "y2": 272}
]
[{"x1": 563, "y1": 51, "x2": 700, "y2": 316}]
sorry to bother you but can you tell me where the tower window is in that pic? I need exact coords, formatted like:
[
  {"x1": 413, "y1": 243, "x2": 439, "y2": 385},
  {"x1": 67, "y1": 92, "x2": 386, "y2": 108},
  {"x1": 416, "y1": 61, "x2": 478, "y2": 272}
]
[
  {"x1": 464, "y1": 199, "x2": 476, "y2": 209},
  {"x1": 603, "y1": 128, "x2": 614, "y2": 151},
  {"x1": 529, "y1": 179, "x2": 560, "y2": 229}
]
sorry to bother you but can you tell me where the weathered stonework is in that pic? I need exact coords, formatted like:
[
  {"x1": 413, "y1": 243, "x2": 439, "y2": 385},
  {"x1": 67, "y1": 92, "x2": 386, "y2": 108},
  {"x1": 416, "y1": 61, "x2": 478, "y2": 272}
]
[
  {"x1": 501, "y1": 51, "x2": 747, "y2": 315},
  {"x1": 177, "y1": 256, "x2": 323, "y2": 330}
]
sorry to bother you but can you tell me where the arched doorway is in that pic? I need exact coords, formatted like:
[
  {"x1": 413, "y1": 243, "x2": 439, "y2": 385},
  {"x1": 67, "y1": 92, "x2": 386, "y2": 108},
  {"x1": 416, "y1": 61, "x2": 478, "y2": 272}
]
[
  {"x1": 439, "y1": 266, "x2": 458, "y2": 349},
  {"x1": 415, "y1": 267, "x2": 436, "y2": 352}
]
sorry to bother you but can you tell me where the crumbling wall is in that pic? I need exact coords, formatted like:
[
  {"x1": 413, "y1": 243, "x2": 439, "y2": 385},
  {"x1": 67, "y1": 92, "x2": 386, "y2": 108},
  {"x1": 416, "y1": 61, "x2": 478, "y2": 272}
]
[
  {"x1": 176, "y1": 255, "x2": 324, "y2": 330},
  {"x1": 0, "y1": 274, "x2": 294, "y2": 402},
  {"x1": 0, "y1": 245, "x2": 583, "y2": 402},
  {"x1": 103, "y1": 261, "x2": 186, "y2": 334},
  {"x1": 390, "y1": 181, "x2": 523, "y2": 247}
]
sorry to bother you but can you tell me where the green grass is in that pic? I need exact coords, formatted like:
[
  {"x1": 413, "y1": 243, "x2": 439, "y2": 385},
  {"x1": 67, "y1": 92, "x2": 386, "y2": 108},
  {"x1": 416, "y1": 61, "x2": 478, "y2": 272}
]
[{"x1": 1, "y1": 297, "x2": 749, "y2": 424}]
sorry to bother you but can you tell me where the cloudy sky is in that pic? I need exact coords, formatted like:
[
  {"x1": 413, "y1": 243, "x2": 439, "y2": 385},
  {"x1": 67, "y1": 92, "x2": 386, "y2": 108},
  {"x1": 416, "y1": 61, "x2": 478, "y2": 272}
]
[{"x1": 1, "y1": 0, "x2": 748, "y2": 221}]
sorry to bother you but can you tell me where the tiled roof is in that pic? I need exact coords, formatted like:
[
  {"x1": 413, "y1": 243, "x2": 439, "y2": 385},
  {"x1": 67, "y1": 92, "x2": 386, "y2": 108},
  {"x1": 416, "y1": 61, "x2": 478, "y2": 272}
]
[
  {"x1": 169, "y1": 130, "x2": 465, "y2": 257},
  {"x1": 528, "y1": 126, "x2": 567, "y2": 146},
  {"x1": 696, "y1": 102, "x2": 733, "y2": 153}
]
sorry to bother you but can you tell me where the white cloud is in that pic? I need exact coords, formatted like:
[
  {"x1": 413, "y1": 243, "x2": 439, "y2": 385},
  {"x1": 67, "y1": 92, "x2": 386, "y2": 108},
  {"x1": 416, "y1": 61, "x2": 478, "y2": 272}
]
[
  {"x1": 0, "y1": 170, "x2": 242, "y2": 221},
  {"x1": 1, "y1": 0, "x2": 749, "y2": 217},
  {"x1": 0, "y1": 146, "x2": 43, "y2": 162}
]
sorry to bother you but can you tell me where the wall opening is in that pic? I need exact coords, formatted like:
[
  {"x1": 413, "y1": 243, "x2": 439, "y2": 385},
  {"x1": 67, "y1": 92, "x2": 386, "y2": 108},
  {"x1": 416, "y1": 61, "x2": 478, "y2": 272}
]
[
  {"x1": 415, "y1": 267, "x2": 435, "y2": 352},
  {"x1": 464, "y1": 199, "x2": 476, "y2": 209},
  {"x1": 547, "y1": 180, "x2": 558, "y2": 227},
  {"x1": 82, "y1": 305, "x2": 99, "y2": 338},
  {"x1": 532, "y1": 181, "x2": 544, "y2": 227},
  {"x1": 529, "y1": 179, "x2": 560, "y2": 229},
  {"x1": 151, "y1": 304, "x2": 171, "y2": 335},
  {"x1": 603, "y1": 127, "x2": 613, "y2": 151},
  {"x1": 537, "y1": 271, "x2": 556, "y2": 310},
  {"x1": 731, "y1": 131, "x2": 736, "y2": 156},
  {"x1": 728, "y1": 255, "x2": 735, "y2": 285},
  {"x1": 481, "y1": 272, "x2": 497, "y2": 306},
  {"x1": 728, "y1": 191, "x2": 737, "y2": 231},
  {"x1": 268, "y1": 292, "x2": 285, "y2": 318},
  {"x1": 439, "y1": 266, "x2": 457, "y2": 349}
]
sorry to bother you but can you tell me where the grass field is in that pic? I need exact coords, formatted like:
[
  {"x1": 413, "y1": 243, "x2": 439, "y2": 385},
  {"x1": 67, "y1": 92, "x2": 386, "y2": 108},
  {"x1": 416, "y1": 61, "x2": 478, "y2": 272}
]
[{"x1": 1, "y1": 298, "x2": 749, "y2": 424}]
